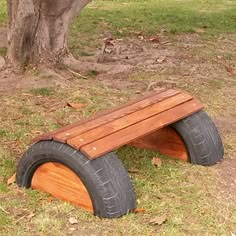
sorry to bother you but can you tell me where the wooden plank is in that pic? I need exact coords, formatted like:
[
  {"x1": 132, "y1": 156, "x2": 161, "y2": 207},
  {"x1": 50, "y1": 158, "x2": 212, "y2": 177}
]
[
  {"x1": 33, "y1": 89, "x2": 166, "y2": 142},
  {"x1": 80, "y1": 99, "x2": 203, "y2": 159},
  {"x1": 67, "y1": 93, "x2": 193, "y2": 149},
  {"x1": 53, "y1": 89, "x2": 180, "y2": 142},
  {"x1": 129, "y1": 127, "x2": 188, "y2": 161},
  {"x1": 31, "y1": 162, "x2": 93, "y2": 212}
]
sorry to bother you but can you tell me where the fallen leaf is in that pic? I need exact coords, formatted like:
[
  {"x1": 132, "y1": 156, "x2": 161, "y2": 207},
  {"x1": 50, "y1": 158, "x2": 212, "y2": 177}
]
[
  {"x1": 103, "y1": 38, "x2": 115, "y2": 46},
  {"x1": 151, "y1": 157, "x2": 162, "y2": 167},
  {"x1": 128, "y1": 168, "x2": 139, "y2": 173},
  {"x1": 31, "y1": 130, "x2": 42, "y2": 135},
  {"x1": 104, "y1": 48, "x2": 112, "y2": 54},
  {"x1": 150, "y1": 36, "x2": 160, "y2": 43},
  {"x1": 138, "y1": 35, "x2": 144, "y2": 40},
  {"x1": 7, "y1": 173, "x2": 16, "y2": 185},
  {"x1": 68, "y1": 217, "x2": 78, "y2": 225},
  {"x1": 47, "y1": 196, "x2": 54, "y2": 202},
  {"x1": 194, "y1": 28, "x2": 205, "y2": 33},
  {"x1": 22, "y1": 93, "x2": 32, "y2": 96},
  {"x1": 134, "y1": 31, "x2": 144, "y2": 36},
  {"x1": 225, "y1": 66, "x2": 234, "y2": 75},
  {"x1": 66, "y1": 102, "x2": 85, "y2": 109},
  {"x1": 132, "y1": 208, "x2": 146, "y2": 214},
  {"x1": 149, "y1": 213, "x2": 167, "y2": 225}
]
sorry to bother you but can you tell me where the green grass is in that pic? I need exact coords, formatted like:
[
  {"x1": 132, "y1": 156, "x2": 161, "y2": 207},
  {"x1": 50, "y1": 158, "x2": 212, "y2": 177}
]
[
  {"x1": 29, "y1": 88, "x2": 54, "y2": 96},
  {"x1": 0, "y1": 0, "x2": 235, "y2": 55},
  {"x1": 0, "y1": 47, "x2": 7, "y2": 56},
  {"x1": 68, "y1": 0, "x2": 236, "y2": 53},
  {"x1": 0, "y1": 0, "x2": 6, "y2": 25}
]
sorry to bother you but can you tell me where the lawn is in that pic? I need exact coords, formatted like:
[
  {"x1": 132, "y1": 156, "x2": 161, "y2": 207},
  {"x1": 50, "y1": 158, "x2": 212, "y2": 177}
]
[{"x1": 0, "y1": 0, "x2": 236, "y2": 235}]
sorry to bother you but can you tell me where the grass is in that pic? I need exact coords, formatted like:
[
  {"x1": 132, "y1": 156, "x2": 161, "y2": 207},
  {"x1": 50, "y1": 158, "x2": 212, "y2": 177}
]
[
  {"x1": 0, "y1": 47, "x2": 7, "y2": 57},
  {"x1": 0, "y1": 0, "x2": 6, "y2": 25},
  {"x1": 29, "y1": 88, "x2": 54, "y2": 96},
  {"x1": 68, "y1": 0, "x2": 236, "y2": 53},
  {"x1": 0, "y1": 0, "x2": 236, "y2": 235}
]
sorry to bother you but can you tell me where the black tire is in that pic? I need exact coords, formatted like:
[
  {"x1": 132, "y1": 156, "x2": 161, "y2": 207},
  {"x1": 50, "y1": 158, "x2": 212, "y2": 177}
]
[
  {"x1": 16, "y1": 141, "x2": 135, "y2": 218},
  {"x1": 170, "y1": 110, "x2": 224, "y2": 166}
]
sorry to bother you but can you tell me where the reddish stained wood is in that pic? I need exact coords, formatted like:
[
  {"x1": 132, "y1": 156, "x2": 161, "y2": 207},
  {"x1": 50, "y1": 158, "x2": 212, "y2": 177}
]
[
  {"x1": 130, "y1": 127, "x2": 188, "y2": 161},
  {"x1": 31, "y1": 162, "x2": 93, "y2": 212},
  {"x1": 67, "y1": 93, "x2": 193, "y2": 149},
  {"x1": 53, "y1": 89, "x2": 180, "y2": 142},
  {"x1": 80, "y1": 99, "x2": 203, "y2": 159},
  {"x1": 33, "y1": 89, "x2": 166, "y2": 143}
]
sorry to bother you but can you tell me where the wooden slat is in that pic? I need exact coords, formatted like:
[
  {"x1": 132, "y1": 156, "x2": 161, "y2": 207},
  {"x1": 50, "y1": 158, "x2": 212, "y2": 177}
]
[
  {"x1": 52, "y1": 89, "x2": 180, "y2": 142},
  {"x1": 67, "y1": 93, "x2": 193, "y2": 149},
  {"x1": 33, "y1": 89, "x2": 165, "y2": 142},
  {"x1": 31, "y1": 162, "x2": 93, "y2": 212},
  {"x1": 129, "y1": 127, "x2": 188, "y2": 161},
  {"x1": 80, "y1": 99, "x2": 203, "y2": 159}
]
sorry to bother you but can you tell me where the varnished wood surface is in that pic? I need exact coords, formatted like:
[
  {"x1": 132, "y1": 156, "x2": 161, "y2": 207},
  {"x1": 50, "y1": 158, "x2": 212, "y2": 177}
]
[
  {"x1": 130, "y1": 127, "x2": 188, "y2": 161},
  {"x1": 31, "y1": 162, "x2": 93, "y2": 212},
  {"x1": 53, "y1": 89, "x2": 179, "y2": 142},
  {"x1": 67, "y1": 93, "x2": 192, "y2": 149},
  {"x1": 80, "y1": 99, "x2": 203, "y2": 158}
]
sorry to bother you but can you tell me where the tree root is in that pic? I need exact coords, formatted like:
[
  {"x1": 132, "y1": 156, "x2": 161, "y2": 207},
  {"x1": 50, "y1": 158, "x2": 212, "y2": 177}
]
[{"x1": 63, "y1": 55, "x2": 134, "y2": 76}]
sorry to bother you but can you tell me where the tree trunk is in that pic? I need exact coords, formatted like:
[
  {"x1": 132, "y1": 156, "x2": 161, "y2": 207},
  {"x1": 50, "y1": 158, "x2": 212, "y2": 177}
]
[{"x1": 7, "y1": 0, "x2": 91, "y2": 68}]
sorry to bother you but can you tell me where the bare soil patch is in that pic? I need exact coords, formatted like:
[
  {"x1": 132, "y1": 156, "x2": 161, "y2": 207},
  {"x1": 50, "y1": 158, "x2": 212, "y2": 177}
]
[{"x1": 215, "y1": 158, "x2": 236, "y2": 199}]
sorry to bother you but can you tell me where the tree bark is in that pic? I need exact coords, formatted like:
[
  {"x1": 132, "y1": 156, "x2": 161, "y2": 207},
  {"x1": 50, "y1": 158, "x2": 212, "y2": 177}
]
[{"x1": 7, "y1": 0, "x2": 91, "y2": 68}]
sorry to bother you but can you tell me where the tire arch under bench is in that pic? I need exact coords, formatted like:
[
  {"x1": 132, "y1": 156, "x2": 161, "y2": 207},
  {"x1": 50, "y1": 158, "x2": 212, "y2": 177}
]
[{"x1": 16, "y1": 89, "x2": 224, "y2": 218}]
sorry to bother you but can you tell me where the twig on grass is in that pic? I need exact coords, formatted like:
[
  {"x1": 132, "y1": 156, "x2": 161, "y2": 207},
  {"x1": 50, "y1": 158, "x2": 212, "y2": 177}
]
[
  {"x1": 67, "y1": 68, "x2": 88, "y2": 79},
  {"x1": 0, "y1": 205, "x2": 10, "y2": 214}
]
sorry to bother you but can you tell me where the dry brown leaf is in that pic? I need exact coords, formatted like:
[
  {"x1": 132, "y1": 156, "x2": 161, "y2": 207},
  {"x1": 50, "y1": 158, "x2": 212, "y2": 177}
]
[
  {"x1": 31, "y1": 130, "x2": 42, "y2": 135},
  {"x1": 151, "y1": 157, "x2": 162, "y2": 167},
  {"x1": 149, "y1": 213, "x2": 167, "y2": 225},
  {"x1": 7, "y1": 173, "x2": 16, "y2": 185},
  {"x1": 132, "y1": 208, "x2": 146, "y2": 214},
  {"x1": 225, "y1": 66, "x2": 234, "y2": 75},
  {"x1": 194, "y1": 28, "x2": 205, "y2": 33},
  {"x1": 138, "y1": 35, "x2": 144, "y2": 40},
  {"x1": 47, "y1": 196, "x2": 54, "y2": 202},
  {"x1": 103, "y1": 38, "x2": 115, "y2": 46},
  {"x1": 67, "y1": 102, "x2": 85, "y2": 109},
  {"x1": 128, "y1": 168, "x2": 139, "y2": 173},
  {"x1": 150, "y1": 36, "x2": 160, "y2": 43},
  {"x1": 68, "y1": 217, "x2": 78, "y2": 225},
  {"x1": 22, "y1": 93, "x2": 32, "y2": 96}
]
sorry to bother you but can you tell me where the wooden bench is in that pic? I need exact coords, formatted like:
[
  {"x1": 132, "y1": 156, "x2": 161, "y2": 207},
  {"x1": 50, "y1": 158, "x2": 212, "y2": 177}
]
[
  {"x1": 16, "y1": 89, "x2": 223, "y2": 218},
  {"x1": 34, "y1": 89, "x2": 202, "y2": 160}
]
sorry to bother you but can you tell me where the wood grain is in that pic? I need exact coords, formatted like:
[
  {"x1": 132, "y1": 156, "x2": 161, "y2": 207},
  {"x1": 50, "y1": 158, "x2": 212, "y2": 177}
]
[
  {"x1": 129, "y1": 127, "x2": 188, "y2": 161},
  {"x1": 52, "y1": 89, "x2": 179, "y2": 142},
  {"x1": 31, "y1": 162, "x2": 93, "y2": 212},
  {"x1": 67, "y1": 93, "x2": 192, "y2": 149},
  {"x1": 80, "y1": 99, "x2": 203, "y2": 159}
]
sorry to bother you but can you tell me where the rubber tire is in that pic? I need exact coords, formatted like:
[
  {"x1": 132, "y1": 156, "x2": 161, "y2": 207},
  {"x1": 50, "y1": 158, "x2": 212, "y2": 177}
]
[
  {"x1": 16, "y1": 141, "x2": 135, "y2": 218},
  {"x1": 170, "y1": 110, "x2": 224, "y2": 166}
]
